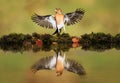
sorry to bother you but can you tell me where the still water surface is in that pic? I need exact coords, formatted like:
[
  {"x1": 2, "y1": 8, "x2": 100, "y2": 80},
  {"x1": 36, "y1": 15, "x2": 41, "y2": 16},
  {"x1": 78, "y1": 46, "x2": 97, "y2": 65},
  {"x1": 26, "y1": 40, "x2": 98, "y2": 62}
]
[{"x1": 0, "y1": 46, "x2": 120, "y2": 83}]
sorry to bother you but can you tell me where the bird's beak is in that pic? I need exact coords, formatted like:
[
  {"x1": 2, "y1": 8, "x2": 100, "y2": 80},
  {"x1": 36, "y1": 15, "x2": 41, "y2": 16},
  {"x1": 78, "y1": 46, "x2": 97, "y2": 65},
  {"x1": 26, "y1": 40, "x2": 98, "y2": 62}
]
[{"x1": 55, "y1": 9, "x2": 57, "y2": 12}]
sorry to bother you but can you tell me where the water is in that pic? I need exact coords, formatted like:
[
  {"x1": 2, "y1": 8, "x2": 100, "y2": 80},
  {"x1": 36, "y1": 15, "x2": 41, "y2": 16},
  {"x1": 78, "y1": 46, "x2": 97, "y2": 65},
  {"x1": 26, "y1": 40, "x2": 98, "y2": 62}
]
[{"x1": 0, "y1": 45, "x2": 120, "y2": 83}]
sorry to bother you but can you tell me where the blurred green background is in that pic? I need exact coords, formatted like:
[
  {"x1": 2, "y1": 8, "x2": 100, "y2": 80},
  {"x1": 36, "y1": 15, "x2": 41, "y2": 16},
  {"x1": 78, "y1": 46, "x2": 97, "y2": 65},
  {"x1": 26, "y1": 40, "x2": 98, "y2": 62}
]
[
  {"x1": 0, "y1": 1, "x2": 120, "y2": 83},
  {"x1": 0, "y1": 0, "x2": 120, "y2": 36}
]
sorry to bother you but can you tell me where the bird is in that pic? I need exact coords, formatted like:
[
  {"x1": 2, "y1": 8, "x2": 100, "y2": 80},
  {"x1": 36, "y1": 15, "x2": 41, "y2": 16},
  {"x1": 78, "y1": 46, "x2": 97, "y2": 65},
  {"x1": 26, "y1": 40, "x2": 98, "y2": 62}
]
[
  {"x1": 31, "y1": 8, "x2": 85, "y2": 35},
  {"x1": 31, "y1": 51, "x2": 86, "y2": 76}
]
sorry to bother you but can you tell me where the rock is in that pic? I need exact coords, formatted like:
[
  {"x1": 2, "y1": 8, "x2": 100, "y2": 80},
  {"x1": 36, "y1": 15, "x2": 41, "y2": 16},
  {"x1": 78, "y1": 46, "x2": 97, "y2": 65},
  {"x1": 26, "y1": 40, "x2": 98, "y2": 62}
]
[
  {"x1": 36, "y1": 39, "x2": 43, "y2": 47},
  {"x1": 72, "y1": 37, "x2": 80, "y2": 43}
]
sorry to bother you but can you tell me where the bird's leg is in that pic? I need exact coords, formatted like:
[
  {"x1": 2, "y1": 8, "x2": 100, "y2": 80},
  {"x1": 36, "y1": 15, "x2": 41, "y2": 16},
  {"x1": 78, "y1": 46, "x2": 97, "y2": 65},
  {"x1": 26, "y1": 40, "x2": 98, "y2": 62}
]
[
  {"x1": 63, "y1": 53, "x2": 66, "y2": 61},
  {"x1": 63, "y1": 26, "x2": 66, "y2": 33},
  {"x1": 56, "y1": 29, "x2": 61, "y2": 37},
  {"x1": 58, "y1": 29, "x2": 61, "y2": 33}
]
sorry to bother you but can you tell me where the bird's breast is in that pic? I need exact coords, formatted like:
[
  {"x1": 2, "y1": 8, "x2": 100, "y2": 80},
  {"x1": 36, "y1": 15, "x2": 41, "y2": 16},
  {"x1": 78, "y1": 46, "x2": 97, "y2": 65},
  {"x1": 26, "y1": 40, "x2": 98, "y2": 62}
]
[{"x1": 55, "y1": 14, "x2": 64, "y2": 25}]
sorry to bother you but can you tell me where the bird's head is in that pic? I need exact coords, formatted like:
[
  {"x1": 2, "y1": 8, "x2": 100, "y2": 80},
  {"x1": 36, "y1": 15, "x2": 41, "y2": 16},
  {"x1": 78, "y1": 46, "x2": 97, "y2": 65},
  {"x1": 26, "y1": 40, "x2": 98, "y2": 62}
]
[{"x1": 55, "y1": 8, "x2": 62, "y2": 14}]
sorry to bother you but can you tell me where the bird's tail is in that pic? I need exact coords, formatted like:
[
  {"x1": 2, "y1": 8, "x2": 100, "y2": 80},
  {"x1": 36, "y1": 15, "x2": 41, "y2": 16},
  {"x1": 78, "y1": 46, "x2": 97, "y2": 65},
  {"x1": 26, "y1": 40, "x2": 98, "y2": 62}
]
[
  {"x1": 52, "y1": 29, "x2": 59, "y2": 35},
  {"x1": 52, "y1": 28, "x2": 61, "y2": 35}
]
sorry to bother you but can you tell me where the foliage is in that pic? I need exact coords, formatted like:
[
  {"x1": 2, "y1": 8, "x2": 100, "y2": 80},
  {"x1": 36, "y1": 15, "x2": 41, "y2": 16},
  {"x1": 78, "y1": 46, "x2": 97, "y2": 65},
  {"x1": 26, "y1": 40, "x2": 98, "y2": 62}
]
[
  {"x1": 80, "y1": 32, "x2": 112, "y2": 45},
  {"x1": 32, "y1": 32, "x2": 41, "y2": 39},
  {"x1": 41, "y1": 34, "x2": 52, "y2": 45},
  {"x1": 0, "y1": 33, "x2": 73, "y2": 52},
  {"x1": 0, "y1": 32, "x2": 120, "y2": 52},
  {"x1": 57, "y1": 33, "x2": 72, "y2": 43},
  {"x1": 80, "y1": 32, "x2": 120, "y2": 51},
  {"x1": 113, "y1": 33, "x2": 120, "y2": 44}
]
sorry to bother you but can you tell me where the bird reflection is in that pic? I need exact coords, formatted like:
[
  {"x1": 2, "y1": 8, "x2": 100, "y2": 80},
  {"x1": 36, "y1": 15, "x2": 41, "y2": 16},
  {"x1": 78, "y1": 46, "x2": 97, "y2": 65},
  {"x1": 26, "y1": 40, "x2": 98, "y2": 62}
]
[{"x1": 31, "y1": 51, "x2": 86, "y2": 76}]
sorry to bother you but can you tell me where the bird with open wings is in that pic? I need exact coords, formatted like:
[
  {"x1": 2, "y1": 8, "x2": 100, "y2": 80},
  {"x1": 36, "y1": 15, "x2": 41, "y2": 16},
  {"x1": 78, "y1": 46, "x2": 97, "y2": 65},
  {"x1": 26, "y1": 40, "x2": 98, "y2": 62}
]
[{"x1": 31, "y1": 8, "x2": 85, "y2": 35}]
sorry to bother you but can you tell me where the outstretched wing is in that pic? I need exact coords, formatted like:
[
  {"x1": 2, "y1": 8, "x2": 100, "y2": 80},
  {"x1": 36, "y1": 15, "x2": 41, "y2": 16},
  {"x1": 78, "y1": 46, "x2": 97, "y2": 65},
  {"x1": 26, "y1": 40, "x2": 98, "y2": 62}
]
[
  {"x1": 31, "y1": 13, "x2": 56, "y2": 29},
  {"x1": 64, "y1": 8, "x2": 85, "y2": 26},
  {"x1": 65, "y1": 59, "x2": 86, "y2": 75},
  {"x1": 31, "y1": 56, "x2": 56, "y2": 73}
]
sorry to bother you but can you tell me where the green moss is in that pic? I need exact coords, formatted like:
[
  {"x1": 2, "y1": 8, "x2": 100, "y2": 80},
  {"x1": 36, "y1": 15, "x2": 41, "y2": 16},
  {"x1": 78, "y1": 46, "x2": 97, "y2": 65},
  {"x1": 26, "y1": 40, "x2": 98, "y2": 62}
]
[{"x1": 0, "y1": 32, "x2": 120, "y2": 52}]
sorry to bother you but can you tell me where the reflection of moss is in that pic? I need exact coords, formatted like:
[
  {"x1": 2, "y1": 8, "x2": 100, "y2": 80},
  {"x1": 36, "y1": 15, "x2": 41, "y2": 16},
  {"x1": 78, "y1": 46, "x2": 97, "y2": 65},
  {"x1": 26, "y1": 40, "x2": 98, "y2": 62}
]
[
  {"x1": 32, "y1": 45, "x2": 41, "y2": 52},
  {"x1": 81, "y1": 44, "x2": 112, "y2": 52},
  {"x1": 52, "y1": 43, "x2": 72, "y2": 52}
]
